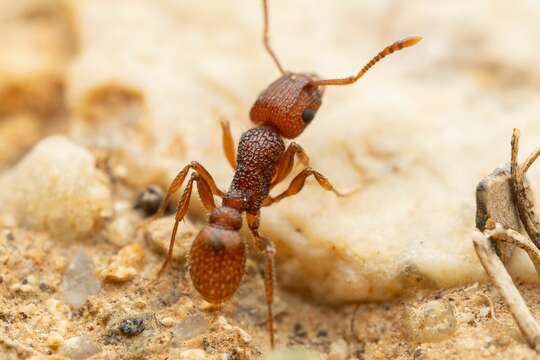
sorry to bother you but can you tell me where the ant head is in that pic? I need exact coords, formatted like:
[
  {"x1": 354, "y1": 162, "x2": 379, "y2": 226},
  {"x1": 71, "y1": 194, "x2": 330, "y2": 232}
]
[
  {"x1": 255, "y1": 0, "x2": 422, "y2": 139},
  {"x1": 250, "y1": 72, "x2": 324, "y2": 139}
]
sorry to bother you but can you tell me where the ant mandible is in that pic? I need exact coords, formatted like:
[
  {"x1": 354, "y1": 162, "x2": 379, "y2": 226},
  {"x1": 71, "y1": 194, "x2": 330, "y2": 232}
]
[{"x1": 146, "y1": 0, "x2": 421, "y2": 348}]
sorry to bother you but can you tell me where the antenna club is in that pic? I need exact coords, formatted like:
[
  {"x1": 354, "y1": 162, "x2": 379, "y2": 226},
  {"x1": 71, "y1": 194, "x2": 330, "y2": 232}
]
[{"x1": 398, "y1": 36, "x2": 423, "y2": 49}]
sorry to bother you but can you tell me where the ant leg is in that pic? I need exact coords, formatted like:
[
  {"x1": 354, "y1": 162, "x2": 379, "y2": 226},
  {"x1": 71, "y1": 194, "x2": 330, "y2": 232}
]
[
  {"x1": 141, "y1": 161, "x2": 223, "y2": 227},
  {"x1": 154, "y1": 173, "x2": 216, "y2": 280},
  {"x1": 264, "y1": 167, "x2": 354, "y2": 206},
  {"x1": 195, "y1": 172, "x2": 217, "y2": 213},
  {"x1": 270, "y1": 142, "x2": 309, "y2": 189},
  {"x1": 246, "y1": 211, "x2": 276, "y2": 348},
  {"x1": 220, "y1": 119, "x2": 237, "y2": 169},
  {"x1": 188, "y1": 162, "x2": 224, "y2": 198},
  {"x1": 153, "y1": 173, "x2": 196, "y2": 281}
]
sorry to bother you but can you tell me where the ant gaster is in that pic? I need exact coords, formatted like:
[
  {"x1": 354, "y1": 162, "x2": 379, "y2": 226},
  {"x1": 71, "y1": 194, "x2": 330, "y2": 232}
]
[{"x1": 146, "y1": 0, "x2": 421, "y2": 348}]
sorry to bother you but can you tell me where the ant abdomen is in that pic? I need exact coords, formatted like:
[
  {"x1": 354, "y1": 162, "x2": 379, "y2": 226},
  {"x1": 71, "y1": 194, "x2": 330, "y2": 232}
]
[{"x1": 189, "y1": 224, "x2": 246, "y2": 304}]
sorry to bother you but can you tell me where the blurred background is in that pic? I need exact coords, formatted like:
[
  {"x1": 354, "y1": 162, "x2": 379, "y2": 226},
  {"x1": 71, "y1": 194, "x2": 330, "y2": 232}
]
[{"x1": 3, "y1": 0, "x2": 540, "y2": 358}]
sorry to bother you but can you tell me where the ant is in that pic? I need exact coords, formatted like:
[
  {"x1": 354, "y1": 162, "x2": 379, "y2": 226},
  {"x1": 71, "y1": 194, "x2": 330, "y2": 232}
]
[{"x1": 146, "y1": 0, "x2": 421, "y2": 348}]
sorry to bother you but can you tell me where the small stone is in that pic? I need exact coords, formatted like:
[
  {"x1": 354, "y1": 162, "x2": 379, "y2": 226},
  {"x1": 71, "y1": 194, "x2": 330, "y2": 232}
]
[
  {"x1": 404, "y1": 300, "x2": 457, "y2": 343},
  {"x1": 176, "y1": 314, "x2": 209, "y2": 341},
  {"x1": 266, "y1": 346, "x2": 325, "y2": 360},
  {"x1": 20, "y1": 284, "x2": 33, "y2": 293},
  {"x1": 134, "y1": 185, "x2": 164, "y2": 216},
  {"x1": 328, "y1": 338, "x2": 348, "y2": 360},
  {"x1": 178, "y1": 349, "x2": 207, "y2": 360},
  {"x1": 61, "y1": 249, "x2": 101, "y2": 308},
  {"x1": 46, "y1": 298, "x2": 70, "y2": 334},
  {"x1": 460, "y1": 312, "x2": 475, "y2": 324},
  {"x1": 10, "y1": 282, "x2": 33, "y2": 293},
  {"x1": 39, "y1": 282, "x2": 53, "y2": 293},
  {"x1": 479, "y1": 306, "x2": 490, "y2": 318},
  {"x1": 160, "y1": 316, "x2": 176, "y2": 328},
  {"x1": 22, "y1": 303, "x2": 38, "y2": 317},
  {"x1": 133, "y1": 298, "x2": 146, "y2": 309},
  {"x1": 144, "y1": 216, "x2": 195, "y2": 262},
  {"x1": 0, "y1": 136, "x2": 113, "y2": 240},
  {"x1": 47, "y1": 331, "x2": 64, "y2": 350},
  {"x1": 216, "y1": 316, "x2": 233, "y2": 330},
  {"x1": 184, "y1": 336, "x2": 205, "y2": 349},
  {"x1": 59, "y1": 334, "x2": 101, "y2": 360},
  {"x1": 107, "y1": 214, "x2": 136, "y2": 247},
  {"x1": 100, "y1": 243, "x2": 144, "y2": 283},
  {"x1": 475, "y1": 165, "x2": 525, "y2": 263},
  {"x1": 119, "y1": 317, "x2": 145, "y2": 336},
  {"x1": 235, "y1": 326, "x2": 252, "y2": 343}
]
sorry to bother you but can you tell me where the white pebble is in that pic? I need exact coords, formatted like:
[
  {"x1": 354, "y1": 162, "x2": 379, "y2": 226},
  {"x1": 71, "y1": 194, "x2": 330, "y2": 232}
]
[
  {"x1": 47, "y1": 332, "x2": 64, "y2": 350},
  {"x1": 328, "y1": 338, "x2": 348, "y2": 360},
  {"x1": 0, "y1": 136, "x2": 112, "y2": 240},
  {"x1": 60, "y1": 334, "x2": 101, "y2": 359},
  {"x1": 479, "y1": 306, "x2": 490, "y2": 318},
  {"x1": 160, "y1": 317, "x2": 176, "y2": 328},
  {"x1": 61, "y1": 249, "x2": 101, "y2": 307},
  {"x1": 404, "y1": 300, "x2": 457, "y2": 342}
]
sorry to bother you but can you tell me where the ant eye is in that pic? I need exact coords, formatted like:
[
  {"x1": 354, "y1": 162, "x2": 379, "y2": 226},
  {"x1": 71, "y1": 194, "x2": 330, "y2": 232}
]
[{"x1": 302, "y1": 109, "x2": 316, "y2": 123}]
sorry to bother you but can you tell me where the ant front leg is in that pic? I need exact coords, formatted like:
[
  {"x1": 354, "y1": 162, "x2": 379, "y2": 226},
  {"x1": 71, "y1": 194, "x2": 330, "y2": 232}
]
[
  {"x1": 220, "y1": 119, "x2": 237, "y2": 169},
  {"x1": 264, "y1": 167, "x2": 352, "y2": 206},
  {"x1": 270, "y1": 142, "x2": 309, "y2": 189},
  {"x1": 142, "y1": 161, "x2": 223, "y2": 226},
  {"x1": 153, "y1": 172, "x2": 216, "y2": 282},
  {"x1": 246, "y1": 211, "x2": 276, "y2": 348}
]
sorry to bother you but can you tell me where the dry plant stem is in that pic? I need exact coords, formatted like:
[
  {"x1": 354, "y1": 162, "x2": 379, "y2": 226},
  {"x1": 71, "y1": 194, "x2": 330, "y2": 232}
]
[
  {"x1": 486, "y1": 225, "x2": 540, "y2": 279},
  {"x1": 511, "y1": 129, "x2": 540, "y2": 248},
  {"x1": 479, "y1": 293, "x2": 510, "y2": 326},
  {"x1": 473, "y1": 232, "x2": 540, "y2": 351}
]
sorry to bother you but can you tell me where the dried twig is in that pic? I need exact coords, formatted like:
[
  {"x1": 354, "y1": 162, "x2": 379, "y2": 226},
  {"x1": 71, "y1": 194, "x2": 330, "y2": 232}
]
[
  {"x1": 478, "y1": 292, "x2": 510, "y2": 326},
  {"x1": 484, "y1": 222, "x2": 540, "y2": 278},
  {"x1": 473, "y1": 231, "x2": 540, "y2": 350},
  {"x1": 474, "y1": 129, "x2": 540, "y2": 352},
  {"x1": 510, "y1": 129, "x2": 540, "y2": 248}
]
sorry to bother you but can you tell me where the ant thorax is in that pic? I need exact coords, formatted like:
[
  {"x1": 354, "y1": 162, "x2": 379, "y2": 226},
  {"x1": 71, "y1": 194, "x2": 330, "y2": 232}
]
[{"x1": 223, "y1": 126, "x2": 285, "y2": 213}]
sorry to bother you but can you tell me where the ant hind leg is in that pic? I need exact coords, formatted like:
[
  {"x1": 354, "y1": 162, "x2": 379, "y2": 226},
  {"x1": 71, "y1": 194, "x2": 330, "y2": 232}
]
[
  {"x1": 246, "y1": 212, "x2": 276, "y2": 348},
  {"x1": 150, "y1": 173, "x2": 216, "y2": 285}
]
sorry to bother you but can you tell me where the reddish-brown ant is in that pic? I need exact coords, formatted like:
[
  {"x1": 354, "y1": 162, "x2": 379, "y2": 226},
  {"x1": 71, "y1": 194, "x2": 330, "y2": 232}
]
[{"x1": 146, "y1": 0, "x2": 421, "y2": 347}]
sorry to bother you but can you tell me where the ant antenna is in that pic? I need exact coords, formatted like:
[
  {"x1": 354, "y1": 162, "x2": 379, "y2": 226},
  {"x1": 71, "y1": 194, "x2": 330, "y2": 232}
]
[
  {"x1": 262, "y1": 0, "x2": 285, "y2": 75},
  {"x1": 309, "y1": 36, "x2": 422, "y2": 87}
]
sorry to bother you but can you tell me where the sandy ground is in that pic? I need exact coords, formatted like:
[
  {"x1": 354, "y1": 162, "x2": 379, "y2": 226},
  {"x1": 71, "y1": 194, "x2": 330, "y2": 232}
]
[{"x1": 2, "y1": 220, "x2": 540, "y2": 359}]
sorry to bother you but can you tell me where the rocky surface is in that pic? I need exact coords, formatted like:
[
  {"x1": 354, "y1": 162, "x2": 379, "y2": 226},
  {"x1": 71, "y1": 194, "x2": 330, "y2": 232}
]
[
  {"x1": 0, "y1": 136, "x2": 112, "y2": 239},
  {"x1": 2, "y1": 0, "x2": 540, "y2": 359},
  {"x1": 62, "y1": 0, "x2": 540, "y2": 302}
]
